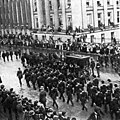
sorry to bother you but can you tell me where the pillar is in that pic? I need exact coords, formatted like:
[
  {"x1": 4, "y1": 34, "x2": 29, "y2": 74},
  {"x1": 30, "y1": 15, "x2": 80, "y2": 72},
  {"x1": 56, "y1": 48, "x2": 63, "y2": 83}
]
[
  {"x1": 45, "y1": 0, "x2": 50, "y2": 26},
  {"x1": 92, "y1": 0, "x2": 98, "y2": 27},
  {"x1": 81, "y1": 0, "x2": 87, "y2": 29},
  {"x1": 21, "y1": 0, "x2": 27, "y2": 27},
  {"x1": 0, "y1": 0, "x2": 5, "y2": 29},
  {"x1": 5, "y1": 0, "x2": 9, "y2": 28},
  {"x1": 17, "y1": 0, "x2": 22, "y2": 28},
  {"x1": 26, "y1": 0, "x2": 32, "y2": 29},
  {"x1": 71, "y1": 0, "x2": 82, "y2": 30},
  {"x1": 13, "y1": 0, "x2": 17, "y2": 26},
  {"x1": 53, "y1": 0, "x2": 59, "y2": 30},
  {"x1": 103, "y1": 0, "x2": 108, "y2": 26},
  {"x1": 8, "y1": 0, "x2": 13, "y2": 28},
  {"x1": 113, "y1": 0, "x2": 117, "y2": 24},
  {"x1": 36, "y1": 0, "x2": 44, "y2": 29},
  {"x1": 61, "y1": 0, "x2": 67, "y2": 30},
  {"x1": 30, "y1": 0, "x2": 34, "y2": 29}
]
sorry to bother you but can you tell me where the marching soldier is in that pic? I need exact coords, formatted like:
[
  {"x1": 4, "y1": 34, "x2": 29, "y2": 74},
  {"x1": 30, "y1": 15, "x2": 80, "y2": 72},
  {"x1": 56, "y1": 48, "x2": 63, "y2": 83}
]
[
  {"x1": 66, "y1": 84, "x2": 74, "y2": 106},
  {"x1": 39, "y1": 86, "x2": 47, "y2": 108},
  {"x1": 80, "y1": 90, "x2": 88, "y2": 111},
  {"x1": 49, "y1": 87, "x2": 59, "y2": 109},
  {"x1": 58, "y1": 80, "x2": 65, "y2": 102}
]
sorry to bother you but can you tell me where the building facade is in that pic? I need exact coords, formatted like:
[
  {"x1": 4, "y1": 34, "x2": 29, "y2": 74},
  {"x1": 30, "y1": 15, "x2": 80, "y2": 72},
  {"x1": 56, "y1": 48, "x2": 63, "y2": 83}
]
[
  {"x1": 31, "y1": 0, "x2": 120, "y2": 43},
  {"x1": 0, "y1": 0, "x2": 32, "y2": 35},
  {"x1": 0, "y1": 0, "x2": 120, "y2": 43}
]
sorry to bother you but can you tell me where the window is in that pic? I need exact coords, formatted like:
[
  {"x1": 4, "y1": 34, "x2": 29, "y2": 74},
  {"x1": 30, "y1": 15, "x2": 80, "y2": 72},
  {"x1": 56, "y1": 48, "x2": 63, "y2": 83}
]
[
  {"x1": 33, "y1": 0, "x2": 37, "y2": 12},
  {"x1": 98, "y1": 13, "x2": 101, "y2": 18},
  {"x1": 101, "y1": 34, "x2": 105, "y2": 43},
  {"x1": 108, "y1": 12, "x2": 111, "y2": 17},
  {"x1": 107, "y1": 0, "x2": 110, "y2": 5},
  {"x1": 116, "y1": 0, "x2": 119, "y2": 5},
  {"x1": 87, "y1": 14, "x2": 92, "y2": 25},
  {"x1": 49, "y1": 1, "x2": 53, "y2": 10},
  {"x1": 91, "y1": 35, "x2": 94, "y2": 43},
  {"x1": 67, "y1": 0, "x2": 71, "y2": 8},
  {"x1": 97, "y1": 1, "x2": 101, "y2": 6},
  {"x1": 117, "y1": 11, "x2": 119, "y2": 23},
  {"x1": 35, "y1": 17, "x2": 38, "y2": 28},
  {"x1": 86, "y1": 2, "x2": 89, "y2": 7}
]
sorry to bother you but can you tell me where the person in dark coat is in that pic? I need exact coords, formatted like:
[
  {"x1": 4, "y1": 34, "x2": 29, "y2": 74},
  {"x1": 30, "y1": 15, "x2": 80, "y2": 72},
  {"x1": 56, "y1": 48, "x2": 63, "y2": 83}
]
[
  {"x1": 14, "y1": 51, "x2": 18, "y2": 60},
  {"x1": 96, "y1": 60, "x2": 100, "y2": 77},
  {"x1": 2, "y1": 51, "x2": 6, "y2": 62},
  {"x1": 17, "y1": 68, "x2": 23, "y2": 87},
  {"x1": 6, "y1": 51, "x2": 9, "y2": 61},
  {"x1": 90, "y1": 58, "x2": 95, "y2": 76},
  {"x1": 10, "y1": 50, "x2": 13, "y2": 61},
  {"x1": 58, "y1": 80, "x2": 65, "y2": 102},
  {"x1": 39, "y1": 86, "x2": 47, "y2": 108},
  {"x1": 66, "y1": 84, "x2": 74, "y2": 106},
  {"x1": 49, "y1": 87, "x2": 59, "y2": 109}
]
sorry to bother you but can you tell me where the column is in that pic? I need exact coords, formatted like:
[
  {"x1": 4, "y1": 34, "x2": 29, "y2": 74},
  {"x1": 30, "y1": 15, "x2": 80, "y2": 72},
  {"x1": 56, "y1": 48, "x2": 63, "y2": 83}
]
[
  {"x1": 92, "y1": 0, "x2": 98, "y2": 27},
  {"x1": 13, "y1": 0, "x2": 17, "y2": 26},
  {"x1": 0, "y1": 0, "x2": 5, "y2": 28},
  {"x1": 81, "y1": 0, "x2": 87, "y2": 29},
  {"x1": 53, "y1": 0, "x2": 59, "y2": 30},
  {"x1": 26, "y1": 0, "x2": 32, "y2": 29},
  {"x1": 71, "y1": 0, "x2": 82, "y2": 30},
  {"x1": 61, "y1": 0, "x2": 67, "y2": 30},
  {"x1": 17, "y1": 0, "x2": 22, "y2": 28},
  {"x1": 30, "y1": 0, "x2": 34, "y2": 29},
  {"x1": 113, "y1": 0, "x2": 117, "y2": 24},
  {"x1": 45, "y1": 0, "x2": 50, "y2": 26},
  {"x1": 8, "y1": 0, "x2": 13, "y2": 28},
  {"x1": 5, "y1": 0, "x2": 9, "y2": 28},
  {"x1": 21, "y1": 0, "x2": 27, "y2": 26},
  {"x1": 103, "y1": 0, "x2": 108, "y2": 26},
  {"x1": 36, "y1": 0, "x2": 44, "y2": 29}
]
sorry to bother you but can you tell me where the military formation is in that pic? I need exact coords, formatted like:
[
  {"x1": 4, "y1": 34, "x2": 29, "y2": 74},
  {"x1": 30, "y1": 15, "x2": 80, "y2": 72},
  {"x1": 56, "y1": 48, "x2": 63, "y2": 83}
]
[{"x1": 0, "y1": 32, "x2": 120, "y2": 120}]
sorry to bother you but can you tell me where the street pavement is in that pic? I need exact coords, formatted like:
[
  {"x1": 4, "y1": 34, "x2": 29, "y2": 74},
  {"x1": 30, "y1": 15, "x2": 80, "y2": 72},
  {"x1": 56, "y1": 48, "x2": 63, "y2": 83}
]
[{"x1": 0, "y1": 54, "x2": 120, "y2": 120}]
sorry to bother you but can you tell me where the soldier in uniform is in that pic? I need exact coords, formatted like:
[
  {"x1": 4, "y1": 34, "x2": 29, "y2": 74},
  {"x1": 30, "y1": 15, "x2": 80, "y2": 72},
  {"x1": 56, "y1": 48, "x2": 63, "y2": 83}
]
[
  {"x1": 80, "y1": 90, "x2": 88, "y2": 111},
  {"x1": 66, "y1": 84, "x2": 74, "y2": 106},
  {"x1": 39, "y1": 86, "x2": 47, "y2": 108},
  {"x1": 49, "y1": 87, "x2": 59, "y2": 109},
  {"x1": 58, "y1": 80, "x2": 65, "y2": 102}
]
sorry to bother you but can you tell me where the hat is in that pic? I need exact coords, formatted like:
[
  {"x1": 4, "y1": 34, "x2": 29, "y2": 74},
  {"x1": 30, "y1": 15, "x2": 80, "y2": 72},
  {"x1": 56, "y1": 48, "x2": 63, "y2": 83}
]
[{"x1": 40, "y1": 86, "x2": 44, "y2": 90}]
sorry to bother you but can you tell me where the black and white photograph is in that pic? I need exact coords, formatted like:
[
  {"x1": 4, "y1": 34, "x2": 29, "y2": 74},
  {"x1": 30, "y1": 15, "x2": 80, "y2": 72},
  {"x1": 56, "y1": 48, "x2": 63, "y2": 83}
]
[{"x1": 0, "y1": 0, "x2": 120, "y2": 120}]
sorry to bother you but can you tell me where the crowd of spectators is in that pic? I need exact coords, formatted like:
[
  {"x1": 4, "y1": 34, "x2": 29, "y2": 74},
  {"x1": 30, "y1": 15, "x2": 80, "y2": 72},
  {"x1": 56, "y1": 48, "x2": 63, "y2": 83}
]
[{"x1": 0, "y1": 32, "x2": 120, "y2": 120}]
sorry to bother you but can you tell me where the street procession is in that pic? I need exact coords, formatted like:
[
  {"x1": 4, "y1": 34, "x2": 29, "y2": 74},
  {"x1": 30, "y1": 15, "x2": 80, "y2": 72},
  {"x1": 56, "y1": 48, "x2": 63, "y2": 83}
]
[{"x1": 0, "y1": 0, "x2": 120, "y2": 120}]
